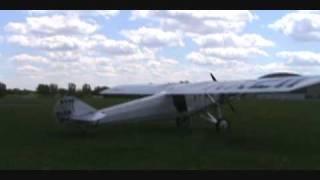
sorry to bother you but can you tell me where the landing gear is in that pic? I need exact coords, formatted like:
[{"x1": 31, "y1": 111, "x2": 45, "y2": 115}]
[
  {"x1": 201, "y1": 112, "x2": 230, "y2": 132},
  {"x1": 215, "y1": 102, "x2": 230, "y2": 132},
  {"x1": 201, "y1": 95, "x2": 231, "y2": 132},
  {"x1": 215, "y1": 119, "x2": 230, "y2": 132}
]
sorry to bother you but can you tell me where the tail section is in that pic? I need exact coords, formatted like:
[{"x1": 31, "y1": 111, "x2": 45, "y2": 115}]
[{"x1": 54, "y1": 96, "x2": 104, "y2": 125}]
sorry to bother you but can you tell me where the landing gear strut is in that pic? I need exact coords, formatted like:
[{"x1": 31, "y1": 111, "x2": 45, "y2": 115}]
[
  {"x1": 215, "y1": 101, "x2": 230, "y2": 132},
  {"x1": 201, "y1": 112, "x2": 230, "y2": 132},
  {"x1": 201, "y1": 95, "x2": 231, "y2": 132}
]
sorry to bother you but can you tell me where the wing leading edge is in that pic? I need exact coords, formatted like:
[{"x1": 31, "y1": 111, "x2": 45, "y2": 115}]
[
  {"x1": 100, "y1": 83, "x2": 178, "y2": 96},
  {"x1": 101, "y1": 75, "x2": 320, "y2": 96},
  {"x1": 166, "y1": 75, "x2": 320, "y2": 95}
]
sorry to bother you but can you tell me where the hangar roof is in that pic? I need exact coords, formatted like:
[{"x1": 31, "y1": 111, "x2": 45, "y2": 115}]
[{"x1": 259, "y1": 72, "x2": 301, "y2": 79}]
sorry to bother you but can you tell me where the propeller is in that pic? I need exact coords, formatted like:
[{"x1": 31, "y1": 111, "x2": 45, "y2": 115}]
[
  {"x1": 210, "y1": 73, "x2": 236, "y2": 113},
  {"x1": 210, "y1": 73, "x2": 217, "y2": 82}
]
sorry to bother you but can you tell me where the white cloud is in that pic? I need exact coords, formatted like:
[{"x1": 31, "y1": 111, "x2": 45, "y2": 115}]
[
  {"x1": 270, "y1": 10, "x2": 320, "y2": 41},
  {"x1": 17, "y1": 65, "x2": 43, "y2": 73},
  {"x1": 97, "y1": 38, "x2": 138, "y2": 55},
  {"x1": 28, "y1": 10, "x2": 120, "y2": 20},
  {"x1": 47, "y1": 51, "x2": 85, "y2": 62},
  {"x1": 5, "y1": 10, "x2": 294, "y2": 90},
  {"x1": 170, "y1": 14, "x2": 274, "y2": 74},
  {"x1": 116, "y1": 58, "x2": 182, "y2": 82},
  {"x1": 28, "y1": 10, "x2": 49, "y2": 15},
  {"x1": 186, "y1": 50, "x2": 320, "y2": 82},
  {"x1": 5, "y1": 12, "x2": 155, "y2": 89},
  {"x1": 187, "y1": 52, "x2": 226, "y2": 65},
  {"x1": 131, "y1": 10, "x2": 257, "y2": 34},
  {"x1": 7, "y1": 33, "x2": 142, "y2": 58},
  {"x1": 95, "y1": 10, "x2": 120, "y2": 19},
  {"x1": 79, "y1": 57, "x2": 111, "y2": 66},
  {"x1": 128, "y1": 11, "x2": 274, "y2": 77},
  {"x1": 5, "y1": 11, "x2": 186, "y2": 89},
  {"x1": 201, "y1": 47, "x2": 268, "y2": 59},
  {"x1": 276, "y1": 51, "x2": 320, "y2": 65},
  {"x1": 11, "y1": 54, "x2": 49, "y2": 64},
  {"x1": 7, "y1": 35, "x2": 84, "y2": 51},
  {"x1": 6, "y1": 14, "x2": 99, "y2": 35},
  {"x1": 161, "y1": 58, "x2": 179, "y2": 65},
  {"x1": 96, "y1": 65, "x2": 118, "y2": 77},
  {"x1": 187, "y1": 47, "x2": 268, "y2": 66},
  {"x1": 121, "y1": 27, "x2": 184, "y2": 48},
  {"x1": 191, "y1": 32, "x2": 274, "y2": 48}
]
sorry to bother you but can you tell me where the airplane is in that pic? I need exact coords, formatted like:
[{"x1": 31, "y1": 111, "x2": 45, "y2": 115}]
[{"x1": 53, "y1": 72, "x2": 320, "y2": 132}]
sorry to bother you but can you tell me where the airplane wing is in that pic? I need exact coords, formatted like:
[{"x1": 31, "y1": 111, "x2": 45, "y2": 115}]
[
  {"x1": 101, "y1": 75, "x2": 320, "y2": 96},
  {"x1": 165, "y1": 75, "x2": 320, "y2": 95},
  {"x1": 100, "y1": 83, "x2": 178, "y2": 96}
]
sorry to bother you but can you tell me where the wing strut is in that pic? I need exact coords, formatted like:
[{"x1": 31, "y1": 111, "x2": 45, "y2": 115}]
[{"x1": 210, "y1": 73, "x2": 236, "y2": 113}]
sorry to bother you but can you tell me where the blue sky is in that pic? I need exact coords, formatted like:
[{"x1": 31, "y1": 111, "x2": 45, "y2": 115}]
[{"x1": 1, "y1": 10, "x2": 320, "y2": 90}]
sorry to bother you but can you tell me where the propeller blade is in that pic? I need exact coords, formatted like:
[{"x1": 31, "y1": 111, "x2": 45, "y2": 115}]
[
  {"x1": 210, "y1": 72, "x2": 236, "y2": 113},
  {"x1": 210, "y1": 73, "x2": 217, "y2": 82}
]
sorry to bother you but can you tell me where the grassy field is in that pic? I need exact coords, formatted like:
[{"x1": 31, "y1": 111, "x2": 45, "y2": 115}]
[{"x1": 1, "y1": 94, "x2": 320, "y2": 169}]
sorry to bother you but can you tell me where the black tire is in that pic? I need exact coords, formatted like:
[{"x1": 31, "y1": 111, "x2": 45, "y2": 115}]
[{"x1": 216, "y1": 119, "x2": 230, "y2": 132}]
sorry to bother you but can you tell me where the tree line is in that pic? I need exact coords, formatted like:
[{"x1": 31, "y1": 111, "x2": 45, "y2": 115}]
[
  {"x1": 0, "y1": 82, "x2": 6, "y2": 97},
  {"x1": 0, "y1": 81, "x2": 108, "y2": 97},
  {"x1": 0, "y1": 80, "x2": 190, "y2": 97}
]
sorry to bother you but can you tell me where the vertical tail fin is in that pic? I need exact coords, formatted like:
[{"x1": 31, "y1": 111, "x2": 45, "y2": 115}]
[{"x1": 54, "y1": 96, "x2": 103, "y2": 124}]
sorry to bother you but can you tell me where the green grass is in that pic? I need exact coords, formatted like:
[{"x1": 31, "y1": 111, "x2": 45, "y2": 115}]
[{"x1": 1, "y1": 94, "x2": 320, "y2": 169}]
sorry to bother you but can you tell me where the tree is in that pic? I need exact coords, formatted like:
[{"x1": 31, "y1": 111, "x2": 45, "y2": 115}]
[
  {"x1": 179, "y1": 80, "x2": 189, "y2": 84},
  {"x1": 93, "y1": 86, "x2": 109, "y2": 95},
  {"x1": 6, "y1": 88, "x2": 33, "y2": 95},
  {"x1": 49, "y1": 83, "x2": 58, "y2": 95},
  {"x1": 82, "y1": 83, "x2": 92, "y2": 95},
  {"x1": 0, "y1": 82, "x2": 6, "y2": 97},
  {"x1": 58, "y1": 88, "x2": 67, "y2": 95},
  {"x1": 8, "y1": 88, "x2": 20, "y2": 95},
  {"x1": 68, "y1": 83, "x2": 76, "y2": 95},
  {"x1": 36, "y1": 84, "x2": 50, "y2": 95}
]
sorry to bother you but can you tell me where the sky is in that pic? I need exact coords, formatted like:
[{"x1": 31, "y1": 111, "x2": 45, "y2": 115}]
[{"x1": 2, "y1": 10, "x2": 320, "y2": 90}]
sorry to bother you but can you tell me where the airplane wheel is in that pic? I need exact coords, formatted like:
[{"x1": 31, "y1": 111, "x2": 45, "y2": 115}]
[{"x1": 216, "y1": 119, "x2": 229, "y2": 132}]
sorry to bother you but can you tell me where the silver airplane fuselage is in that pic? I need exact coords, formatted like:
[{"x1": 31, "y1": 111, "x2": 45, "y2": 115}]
[{"x1": 96, "y1": 93, "x2": 214, "y2": 124}]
